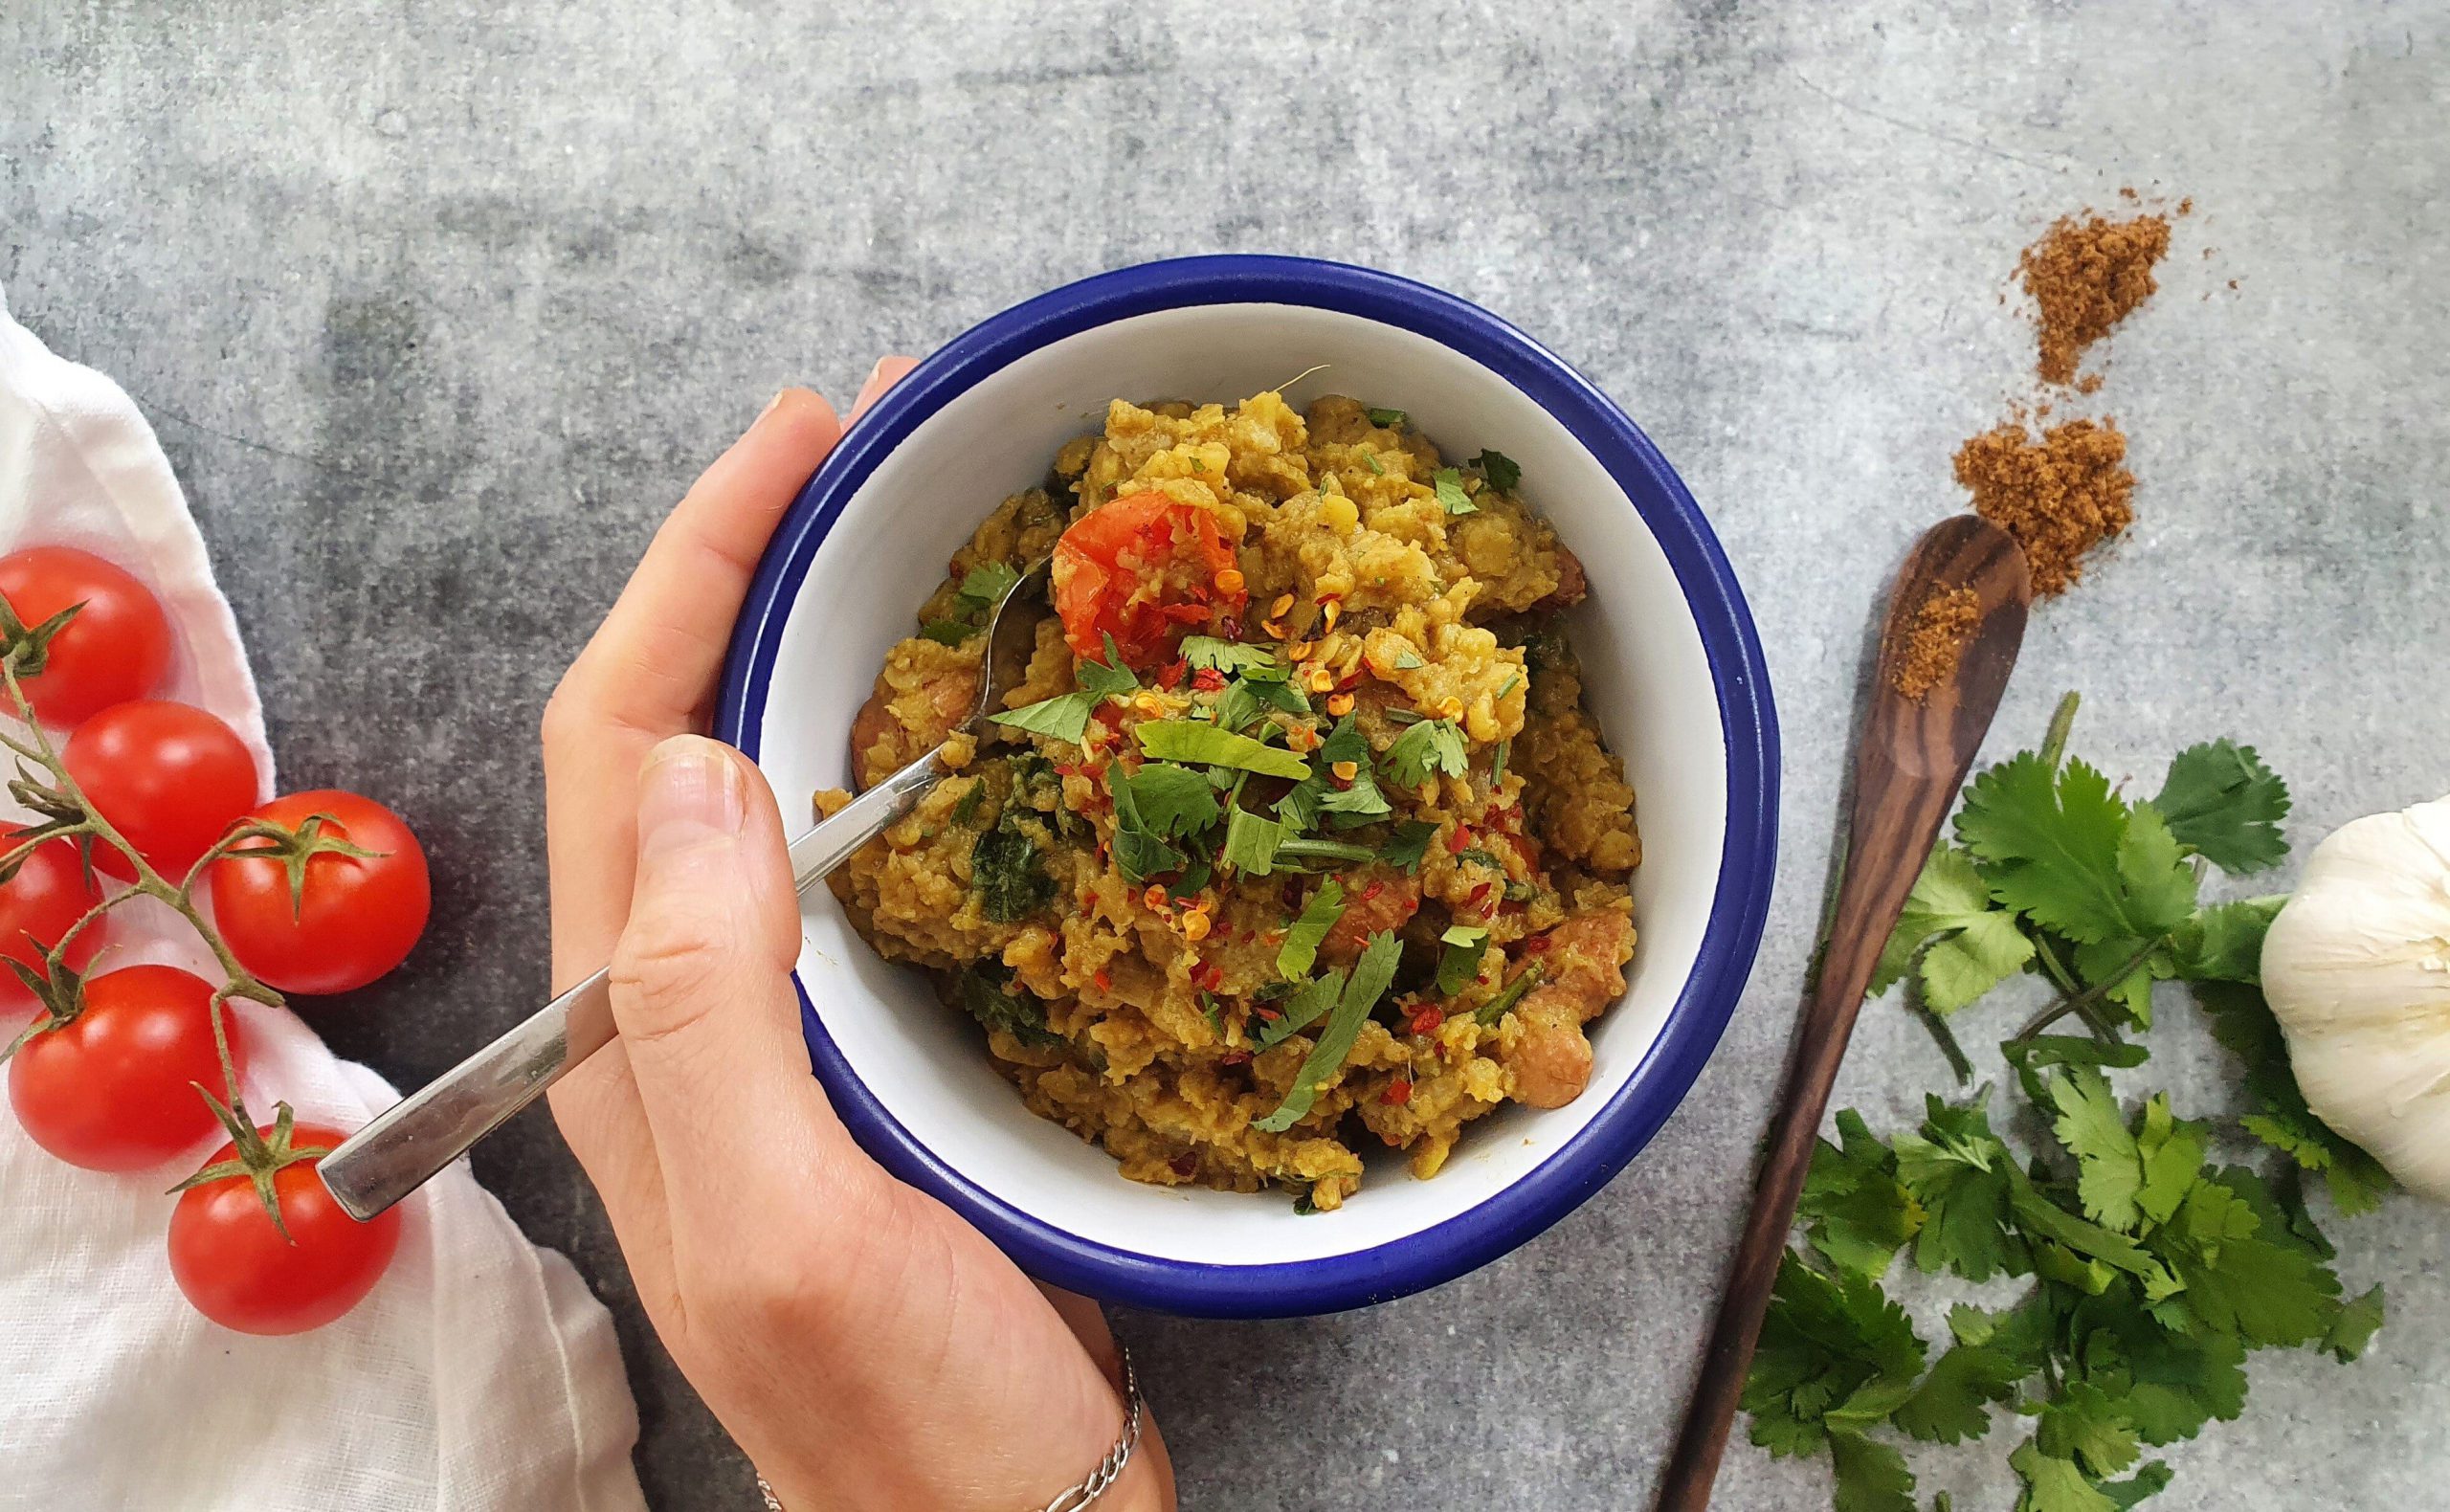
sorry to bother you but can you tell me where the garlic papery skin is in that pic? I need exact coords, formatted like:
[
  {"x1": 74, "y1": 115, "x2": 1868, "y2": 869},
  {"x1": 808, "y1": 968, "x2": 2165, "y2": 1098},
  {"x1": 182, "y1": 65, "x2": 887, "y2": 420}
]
[{"x1": 2262, "y1": 795, "x2": 2450, "y2": 1201}]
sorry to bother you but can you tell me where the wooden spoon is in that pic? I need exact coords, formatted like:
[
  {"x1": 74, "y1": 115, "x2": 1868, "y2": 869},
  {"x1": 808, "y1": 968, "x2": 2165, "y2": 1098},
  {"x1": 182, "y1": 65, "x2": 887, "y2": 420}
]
[{"x1": 1654, "y1": 515, "x2": 2033, "y2": 1511}]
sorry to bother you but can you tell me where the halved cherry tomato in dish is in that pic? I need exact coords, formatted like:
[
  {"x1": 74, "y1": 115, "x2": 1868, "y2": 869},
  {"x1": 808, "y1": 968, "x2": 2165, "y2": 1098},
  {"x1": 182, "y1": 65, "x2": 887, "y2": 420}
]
[
  {"x1": 62, "y1": 700, "x2": 258, "y2": 883},
  {"x1": 9, "y1": 965, "x2": 236, "y2": 1172},
  {"x1": 0, "y1": 546, "x2": 173, "y2": 727},
  {"x1": 1050, "y1": 491, "x2": 1247, "y2": 668}
]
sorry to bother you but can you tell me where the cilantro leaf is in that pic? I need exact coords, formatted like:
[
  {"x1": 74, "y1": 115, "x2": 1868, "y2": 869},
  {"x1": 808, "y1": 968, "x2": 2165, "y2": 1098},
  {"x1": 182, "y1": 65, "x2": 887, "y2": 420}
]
[
  {"x1": 1180, "y1": 636, "x2": 1278, "y2": 675},
  {"x1": 970, "y1": 818, "x2": 1054, "y2": 923},
  {"x1": 1956, "y1": 754, "x2": 2134, "y2": 945},
  {"x1": 1253, "y1": 931, "x2": 1402, "y2": 1131},
  {"x1": 2152, "y1": 740, "x2": 2289, "y2": 874},
  {"x1": 2116, "y1": 803, "x2": 2198, "y2": 937},
  {"x1": 1743, "y1": 1259, "x2": 1927, "y2": 1460},
  {"x1": 2037, "y1": 1382, "x2": 2140, "y2": 1478},
  {"x1": 1874, "y1": 843, "x2": 2038, "y2": 1012},
  {"x1": 1383, "y1": 718, "x2": 1468, "y2": 789},
  {"x1": 1799, "y1": 1111, "x2": 1922, "y2": 1279},
  {"x1": 991, "y1": 640, "x2": 1137, "y2": 744},
  {"x1": 1379, "y1": 819, "x2": 1436, "y2": 872},
  {"x1": 2325, "y1": 1283, "x2": 2386, "y2": 1363},
  {"x1": 956, "y1": 964, "x2": 1058, "y2": 1047},
  {"x1": 957, "y1": 560, "x2": 1022, "y2": 607},
  {"x1": 1136, "y1": 721, "x2": 1310, "y2": 779},
  {"x1": 1892, "y1": 1340, "x2": 2037, "y2": 1445},
  {"x1": 1472, "y1": 448, "x2": 1522, "y2": 492},
  {"x1": 1276, "y1": 879, "x2": 1346, "y2": 979},
  {"x1": 1106, "y1": 771, "x2": 1188, "y2": 884},
  {"x1": 2009, "y1": 1438, "x2": 2115, "y2": 1512},
  {"x1": 2192, "y1": 980, "x2": 2394, "y2": 1213},
  {"x1": 1367, "y1": 406, "x2": 1407, "y2": 429},
  {"x1": 1433, "y1": 466, "x2": 1476, "y2": 515},
  {"x1": 919, "y1": 620, "x2": 976, "y2": 645},
  {"x1": 1221, "y1": 806, "x2": 1285, "y2": 876},
  {"x1": 2075, "y1": 1294, "x2": 2249, "y2": 1444},
  {"x1": 1829, "y1": 1432, "x2": 1917, "y2": 1512},
  {"x1": 1255, "y1": 968, "x2": 1345, "y2": 1050},
  {"x1": 1435, "y1": 923, "x2": 1490, "y2": 997},
  {"x1": 1893, "y1": 1095, "x2": 2023, "y2": 1282},
  {"x1": 1118, "y1": 763, "x2": 1220, "y2": 838},
  {"x1": 2170, "y1": 897, "x2": 2284, "y2": 983},
  {"x1": 2049, "y1": 1071, "x2": 2148, "y2": 1233},
  {"x1": 2148, "y1": 1170, "x2": 2341, "y2": 1346}
]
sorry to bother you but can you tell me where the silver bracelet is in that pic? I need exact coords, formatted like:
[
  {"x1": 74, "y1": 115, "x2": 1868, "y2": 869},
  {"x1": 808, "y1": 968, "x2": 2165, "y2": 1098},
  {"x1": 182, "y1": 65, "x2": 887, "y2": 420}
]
[{"x1": 756, "y1": 1345, "x2": 1144, "y2": 1512}]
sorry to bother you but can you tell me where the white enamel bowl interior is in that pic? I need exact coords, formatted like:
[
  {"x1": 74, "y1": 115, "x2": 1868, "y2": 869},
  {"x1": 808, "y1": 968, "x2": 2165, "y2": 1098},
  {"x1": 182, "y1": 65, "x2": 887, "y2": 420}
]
[{"x1": 753, "y1": 301, "x2": 1726, "y2": 1268}]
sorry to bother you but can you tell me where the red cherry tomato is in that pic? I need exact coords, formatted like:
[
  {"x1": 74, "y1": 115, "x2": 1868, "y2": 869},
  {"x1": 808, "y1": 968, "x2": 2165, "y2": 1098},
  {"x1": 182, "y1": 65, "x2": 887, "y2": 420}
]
[
  {"x1": 1050, "y1": 491, "x2": 1247, "y2": 668},
  {"x1": 0, "y1": 837, "x2": 103, "y2": 998},
  {"x1": 8, "y1": 966, "x2": 236, "y2": 1171},
  {"x1": 209, "y1": 790, "x2": 431, "y2": 994},
  {"x1": 0, "y1": 546, "x2": 173, "y2": 727},
  {"x1": 168, "y1": 1123, "x2": 400, "y2": 1335},
  {"x1": 63, "y1": 700, "x2": 257, "y2": 883}
]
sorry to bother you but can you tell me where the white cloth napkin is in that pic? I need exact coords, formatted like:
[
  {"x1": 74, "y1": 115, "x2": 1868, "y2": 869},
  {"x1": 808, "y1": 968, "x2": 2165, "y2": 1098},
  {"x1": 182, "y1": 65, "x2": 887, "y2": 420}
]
[{"x1": 0, "y1": 287, "x2": 650, "y2": 1512}]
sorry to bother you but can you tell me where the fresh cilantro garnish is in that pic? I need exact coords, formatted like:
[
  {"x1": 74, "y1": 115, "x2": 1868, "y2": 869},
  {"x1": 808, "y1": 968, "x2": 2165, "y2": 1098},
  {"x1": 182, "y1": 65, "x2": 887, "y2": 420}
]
[
  {"x1": 920, "y1": 561, "x2": 1024, "y2": 645},
  {"x1": 1379, "y1": 820, "x2": 1437, "y2": 872},
  {"x1": 1383, "y1": 717, "x2": 1468, "y2": 789},
  {"x1": 1275, "y1": 878, "x2": 1346, "y2": 979},
  {"x1": 1278, "y1": 715, "x2": 1388, "y2": 828},
  {"x1": 1367, "y1": 407, "x2": 1407, "y2": 429},
  {"x1": 991, "y1": 636, "x2": 1138, "y2": 744},
  {"x1": 949, "y1": 780, "x2": 985, "y2": 828},
  {"x1": 1108, "y1": 764, "x2": 1202, "y2": 884},
  {"x1": 1220, "y1": 805, "x2": 1285, "y2": 876},
  {"x1": 1432, "y1": 466, "x2": 1475, "y2": 516},
  {"x1": 1214, "y1": 673, "x2": 1308, "y2": 732},
  {"x1": 1751, "y1": 693, "x2": 2393, "y2": 1512},
  {"x1": 1180, "y1": 636, "x2": 1279, "y2": 675},
  {"x1": 1472, "y1": 449, "x2": 1522, "y2": 492},
  {"x1": 1490, "y1": 738, "x2": 1509, "y2": 789},
  {"x1": 956, "y1": 963, "x2": 1058, "y2": 1047},
  {"x1": 969, "y1": 815, "x2": 1053, "y2": 923},
  {"x1": 1254, "y1": 968, "x2": 1344, "y2": 1051},
  {"x1": 1393, "y1": 648, "x2": 1425, "y2": 670},
  {"x1": 919, "y1": 620, "x2": 975, "y2": 645},
  {"x1": 1253, "y1": 931, "x2": 1401, "y2": 1131},
  {"x1": 1135, "y1": 720, "x2": 1311, "y2": 780},
  {"x1": 1474, "y1": 962, "x2": 1543, "y2": 1027},
  {"x1": 1433, "y1": 923, "x2": 1489, "y2": 997},
  {"x1": 1362, "y1": 451, "x2": 1384, "y2": 477}
]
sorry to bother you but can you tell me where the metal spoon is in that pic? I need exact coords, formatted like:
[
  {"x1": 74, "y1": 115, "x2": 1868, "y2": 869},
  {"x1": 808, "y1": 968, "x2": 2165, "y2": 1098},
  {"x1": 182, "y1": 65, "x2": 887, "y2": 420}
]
[
  {"x1": 1653, "y1": 516, "x2": 2032, "y2": 1511},
  {"x1": 317, "y1": 559, "x2": 1053, "y2": 1222}
]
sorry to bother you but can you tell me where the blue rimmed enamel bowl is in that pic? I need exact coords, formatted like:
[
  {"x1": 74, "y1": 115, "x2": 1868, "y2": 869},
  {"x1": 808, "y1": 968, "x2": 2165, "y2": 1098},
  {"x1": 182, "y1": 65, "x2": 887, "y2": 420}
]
[{"x1": 716, "y1": 256, "x2": 1777, "y2": 1318}]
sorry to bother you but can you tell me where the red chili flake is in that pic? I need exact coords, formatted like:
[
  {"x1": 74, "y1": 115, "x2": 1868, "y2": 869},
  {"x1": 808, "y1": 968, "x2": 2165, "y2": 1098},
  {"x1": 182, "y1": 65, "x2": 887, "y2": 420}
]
[
  {"x1": 1256, "y1": 1006, "x2": 1282, "y2": 1021},
  {"x1": 1161, "y1": 603, "x2": 1211, "y2": 624},
  {"x1": 1380, "y1": 1079, "x2": 1414, "y2": 1106},
  {"x1": 1093, "y1": 968, "x2": 1114, "y2": 991},
  {"x1": 1169, "y1": 1153, "x2": 1198, "y2": 1178},
  {"x1": 1409, "y1": 1007, "x2": 1445, "y2": 1036},
  {"x1": 1334, "y1": 669, "x2": 1366, "y2": 693},
  {"x1": 1466, "y1": 881, "x2": 1494, "y2": 906},
  {"x1": 1446, "y1": 825, "x2": 1471, "y2": 855},
  {"x1": 1196, "y1": 962, "x2": 1225, "y2": 990},
  {"x1": 1192, "y1": 666, "x2": 1226, "y2": 692},
  {"x1": 1055, "y1": 763, "x2": 1080, "y2": 779},
  {"x1": 1156, "y1": 658, "x2": 1189, "y2": 690},
  {"x1": 1509, "y1": 834, "x2": 1540, "y2": 866},
  {"x1": 1220, "y1": 1049, "x2": 1252, "y2": 1066},
  {"x1": 1523, "y1": 934, "x2": 1553, "y2": 956},
  {"x1": 1359, "y1": 880, "x2": 1386, "y2": 903}
]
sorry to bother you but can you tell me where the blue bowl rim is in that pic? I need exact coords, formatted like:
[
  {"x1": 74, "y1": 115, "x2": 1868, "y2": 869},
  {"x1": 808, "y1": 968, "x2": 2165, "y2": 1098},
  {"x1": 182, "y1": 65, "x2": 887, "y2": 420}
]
[{"x1": 715, "y1": 255, "x2": 1778, "y2": 1319}]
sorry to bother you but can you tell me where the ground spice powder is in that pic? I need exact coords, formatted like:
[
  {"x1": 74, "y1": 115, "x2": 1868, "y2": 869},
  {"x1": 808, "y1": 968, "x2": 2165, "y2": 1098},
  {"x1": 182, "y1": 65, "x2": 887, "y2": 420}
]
[
  {"x1": 1952, "y1": 418, "x2": 2134, "y2": 596},
  {"x1": 1892, "y1": 586, "x2": 1982, "y2": 702},
  {"x1": 2020, "y1": 211, "x2": 2172, "y2": 385}
]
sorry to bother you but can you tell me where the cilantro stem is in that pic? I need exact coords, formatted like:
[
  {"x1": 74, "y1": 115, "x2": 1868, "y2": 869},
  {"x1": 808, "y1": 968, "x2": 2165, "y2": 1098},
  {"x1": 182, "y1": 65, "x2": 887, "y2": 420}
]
[
  {"x1": 2038, "y1": 690, "x2": 2081, "y2": 771},
  {"x1": 1275, "y1": 837, "x2": 1378, "y2": 866},
  {"x1": 2025, "y1": 936, "x2": 2120, "y2": 1043},
  {"x1": 2015, "y1": 934, "x2": 2166, "y2": 1043},
  {"x1": 1909, "y1": 986, "x2": 1975, "y2": 1085}
]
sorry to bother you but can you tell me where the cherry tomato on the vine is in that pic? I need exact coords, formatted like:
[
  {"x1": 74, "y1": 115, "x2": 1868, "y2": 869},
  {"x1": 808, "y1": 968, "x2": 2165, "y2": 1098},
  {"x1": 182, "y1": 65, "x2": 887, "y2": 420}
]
[
  {"x1": 8, "y1": 965, "x2": 235, "y2": 1172},
  {"x1": 0, "y1": 546, "x2": 172, "y2": 726},
  {"x1": 209, "y1": 790, "x2": 430, "y2": 995},
  {"x1": 1050, "y1": 490, "x2": 1247, "y2": 668},
  {"x1": 63, "y1": 700, "x2": 257, "y2": 883},
  {"x1": 168, "y1": 1121, "x2": 399, "y2": 1335},
  {"x1": 0, "y1": 836, "x2": 103, "y2": 997}
]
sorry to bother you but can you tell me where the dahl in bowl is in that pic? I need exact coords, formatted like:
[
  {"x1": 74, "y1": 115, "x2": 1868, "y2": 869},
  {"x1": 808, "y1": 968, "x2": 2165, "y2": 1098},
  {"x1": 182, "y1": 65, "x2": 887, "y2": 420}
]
[{"x1": 819, "y1": 389, "x2": 1638, "y2": 1212}]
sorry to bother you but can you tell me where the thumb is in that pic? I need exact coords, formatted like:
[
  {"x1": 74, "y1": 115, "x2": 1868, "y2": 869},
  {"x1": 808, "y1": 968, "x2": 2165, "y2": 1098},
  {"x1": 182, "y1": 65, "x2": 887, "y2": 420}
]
[{"x1": 607, "y1": 735, "x2": 854, "y2": 1224}]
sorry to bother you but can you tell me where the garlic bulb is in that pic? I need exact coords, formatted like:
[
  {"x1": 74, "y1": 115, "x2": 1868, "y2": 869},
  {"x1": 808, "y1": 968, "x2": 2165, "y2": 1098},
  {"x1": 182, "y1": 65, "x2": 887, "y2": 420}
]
[{"x1": 2262, "y1": 794, "x2": 2450, "y2": 1200}]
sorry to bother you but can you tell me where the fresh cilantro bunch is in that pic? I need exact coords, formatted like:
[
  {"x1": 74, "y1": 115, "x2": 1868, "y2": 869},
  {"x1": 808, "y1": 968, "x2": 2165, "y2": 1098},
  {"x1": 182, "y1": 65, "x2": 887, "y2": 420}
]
[{"x1": 1750, "y1": 694, "x2": 2392, "y2": 1512}]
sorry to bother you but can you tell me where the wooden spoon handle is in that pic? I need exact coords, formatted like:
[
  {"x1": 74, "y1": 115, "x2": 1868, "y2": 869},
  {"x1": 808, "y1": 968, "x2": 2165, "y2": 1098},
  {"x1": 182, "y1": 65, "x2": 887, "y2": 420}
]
[{"x1": 1654, "y1": 518, "x2": 2029, "y2": 1510}]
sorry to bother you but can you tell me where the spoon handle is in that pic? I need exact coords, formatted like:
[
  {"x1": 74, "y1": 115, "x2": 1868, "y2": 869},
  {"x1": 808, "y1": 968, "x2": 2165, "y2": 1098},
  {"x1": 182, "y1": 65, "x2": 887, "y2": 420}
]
[{"x1": 317, "y1": 751, "x2": 945, "y2": 1222}]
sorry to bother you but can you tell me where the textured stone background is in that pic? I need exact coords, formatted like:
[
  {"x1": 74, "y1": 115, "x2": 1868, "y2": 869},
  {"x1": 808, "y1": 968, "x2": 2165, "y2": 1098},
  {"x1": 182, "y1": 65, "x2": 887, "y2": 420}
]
[{"x1": 7, "y1": 2, "x2": 2447, "y2": 1507}]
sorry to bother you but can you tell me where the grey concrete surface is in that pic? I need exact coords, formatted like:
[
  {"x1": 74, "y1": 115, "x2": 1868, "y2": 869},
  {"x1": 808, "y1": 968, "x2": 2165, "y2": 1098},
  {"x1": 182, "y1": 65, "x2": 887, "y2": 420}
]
[{"x1": 7, "y1": 2, "x2": 2447, "y2": 1507}]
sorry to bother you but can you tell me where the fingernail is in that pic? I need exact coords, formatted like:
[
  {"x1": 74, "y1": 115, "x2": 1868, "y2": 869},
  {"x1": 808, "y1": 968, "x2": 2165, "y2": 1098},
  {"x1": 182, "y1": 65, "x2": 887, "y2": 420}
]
[
  {"x1": 758, "y1": 389, "x2": 787, "y2": 423},
  {"x1": 637, "y1": 736, "x2": 746, "y2": 862}
]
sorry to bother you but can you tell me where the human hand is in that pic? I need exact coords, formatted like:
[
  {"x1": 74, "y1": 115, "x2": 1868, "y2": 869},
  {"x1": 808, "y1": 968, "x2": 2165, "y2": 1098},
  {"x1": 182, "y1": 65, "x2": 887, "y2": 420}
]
[{"x1": 542, "y1": 364, "x2": 1174, "y2": 1511}]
